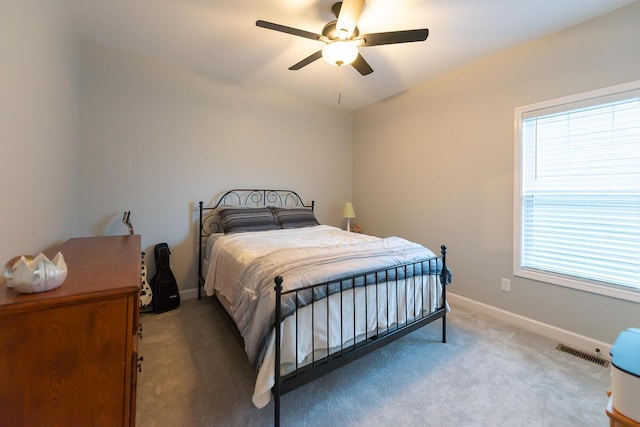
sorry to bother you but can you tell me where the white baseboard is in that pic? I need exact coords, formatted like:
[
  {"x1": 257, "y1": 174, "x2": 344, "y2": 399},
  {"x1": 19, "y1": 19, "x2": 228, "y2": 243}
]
[
  {"x1": 178, "y1": 289, "x2": 612, "y2": 357},
  {"x1": 447, "y1": 292, "x2": 612, "y2": 359},
  {"x1": 179, "y1": 287, "x2": 199, "y2": 301}
]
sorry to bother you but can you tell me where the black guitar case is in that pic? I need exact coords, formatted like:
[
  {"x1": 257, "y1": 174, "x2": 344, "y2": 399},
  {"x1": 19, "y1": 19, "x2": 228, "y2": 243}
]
[{"x1": 150, "y1": 243, "x2": 180, "y2": 313}]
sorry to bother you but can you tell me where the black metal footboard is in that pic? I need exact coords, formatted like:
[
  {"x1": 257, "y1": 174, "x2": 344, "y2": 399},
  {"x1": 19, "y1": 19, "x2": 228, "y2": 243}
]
[{"x1": 272, "y1": 245, "x2": 448, "y2": 427}]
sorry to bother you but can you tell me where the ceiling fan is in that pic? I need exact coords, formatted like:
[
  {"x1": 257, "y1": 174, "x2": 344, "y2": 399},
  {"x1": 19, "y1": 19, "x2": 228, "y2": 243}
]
[{"x1": 256, "y1": 0, "x2": 429, "y2": 76}]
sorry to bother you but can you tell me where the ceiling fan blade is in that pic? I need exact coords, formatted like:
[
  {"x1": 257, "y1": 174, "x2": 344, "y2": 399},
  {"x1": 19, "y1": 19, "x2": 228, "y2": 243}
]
[
  {"x1": 351, "y1": 53, "x2": 373, "y2": 76},
  {"x1": 361, "y1": 29, "x2": 429, "y2": 46},
  {"x1": 336, "y1": 0, "x2": 365, "y2": 38},
  {"x1": 256, "y1": 20, "x2": 322, "y2": 41},
  {"x1": 289, "y1": 50, "x2": 323, "y2": 70}
]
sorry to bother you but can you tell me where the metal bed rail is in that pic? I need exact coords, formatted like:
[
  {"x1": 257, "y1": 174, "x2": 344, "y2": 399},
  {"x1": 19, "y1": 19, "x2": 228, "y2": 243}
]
[{"x1": 272, "y1": 245, "x2": 448, "y2": 426}]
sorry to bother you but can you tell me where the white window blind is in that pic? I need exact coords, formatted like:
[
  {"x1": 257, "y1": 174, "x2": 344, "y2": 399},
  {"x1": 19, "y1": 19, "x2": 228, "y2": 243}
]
[{"x1": 516, "y1": 82, "x2": 640, "y2": 296}]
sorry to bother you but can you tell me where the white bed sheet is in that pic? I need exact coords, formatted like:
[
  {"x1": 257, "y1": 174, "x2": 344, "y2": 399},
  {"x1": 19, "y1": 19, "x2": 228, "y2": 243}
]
[{"x1": 253, "y1": 274, "x2": 445, "y2": 408}]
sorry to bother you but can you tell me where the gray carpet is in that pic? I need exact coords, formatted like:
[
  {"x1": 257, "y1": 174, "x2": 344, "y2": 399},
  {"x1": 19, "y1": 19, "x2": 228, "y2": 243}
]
[{"x1": 135, "y1": 298, "x2": 610, "y2": 427}]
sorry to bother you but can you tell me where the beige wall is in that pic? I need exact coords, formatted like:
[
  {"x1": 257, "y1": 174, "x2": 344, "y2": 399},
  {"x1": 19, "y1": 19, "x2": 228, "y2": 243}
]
[
  {"x1": 353, "y1": 3, "x2": 640, "y2": 344},
  {"x1": 0, "y1": 1, "x2": 78, "y2": 263},
  {"x1": 77, "y1": 41, "x2": 353, "y2": 293}
]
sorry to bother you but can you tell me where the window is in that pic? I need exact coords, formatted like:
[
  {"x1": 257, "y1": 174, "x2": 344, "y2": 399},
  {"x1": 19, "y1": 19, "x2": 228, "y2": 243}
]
[{"x1": 514, "y1": 80, "x2": 640, "y2": 302}]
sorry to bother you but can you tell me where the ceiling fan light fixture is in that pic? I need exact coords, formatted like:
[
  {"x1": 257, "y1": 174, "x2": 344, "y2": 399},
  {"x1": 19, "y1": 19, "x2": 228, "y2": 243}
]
[
  {"x1": 322, "y1": 41, "x2": 358, "y2": 66},
  {"x1": 337, "y1": 28, "x2": 350, "y2": 40}
]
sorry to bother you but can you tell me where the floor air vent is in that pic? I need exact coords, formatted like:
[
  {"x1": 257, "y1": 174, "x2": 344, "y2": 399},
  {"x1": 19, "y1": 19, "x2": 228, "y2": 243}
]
[{"x1": 555, "y1": 343, "x2": 610, "y2": 367}]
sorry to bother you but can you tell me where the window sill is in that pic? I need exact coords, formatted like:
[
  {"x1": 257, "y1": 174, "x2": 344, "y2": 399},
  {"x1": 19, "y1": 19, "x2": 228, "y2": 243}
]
[{"x1": 514, "y1": 267, "x2": 640, "y2": 304}]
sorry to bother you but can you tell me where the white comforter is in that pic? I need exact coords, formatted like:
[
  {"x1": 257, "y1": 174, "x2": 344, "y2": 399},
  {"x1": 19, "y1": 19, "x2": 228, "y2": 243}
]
[
  {"x1": 205, "y1": 225, "x2": 378, "y2": 300},
  {"x1": 204, "y1": 225, "x2": 446, "y2": 408}
]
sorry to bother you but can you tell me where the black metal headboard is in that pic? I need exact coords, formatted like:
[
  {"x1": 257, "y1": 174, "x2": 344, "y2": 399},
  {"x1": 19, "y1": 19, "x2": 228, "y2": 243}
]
[
  {"x1": 199, "y1": 189, "x2": 314, "y2": 236},
  {"x1": 197, "y1": 189, "x2": 314, "y2": 298}
]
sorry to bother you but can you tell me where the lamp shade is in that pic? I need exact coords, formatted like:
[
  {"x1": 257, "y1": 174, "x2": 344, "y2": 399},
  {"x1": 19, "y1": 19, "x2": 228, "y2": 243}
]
[
  {"x1": 342, "y1": 202, "x2": 356, "y2": 219},
  {"x1": 322, "y1": 41, "x2": 358, "y2": 66}
]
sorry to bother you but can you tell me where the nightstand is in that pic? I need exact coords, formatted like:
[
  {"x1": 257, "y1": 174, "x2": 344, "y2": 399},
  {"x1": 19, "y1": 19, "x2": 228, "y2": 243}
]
[{"x1": 606, "y1": 393, "x2": 640, "y2": 427}]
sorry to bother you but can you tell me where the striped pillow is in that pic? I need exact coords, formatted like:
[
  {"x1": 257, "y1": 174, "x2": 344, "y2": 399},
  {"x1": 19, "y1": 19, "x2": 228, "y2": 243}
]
[
  {"x1": 219, "y1": 208, "x2": 280, "y2": 234},
  {"x1": 273, "y1": 207, "x2": 319, "y2": 229}
]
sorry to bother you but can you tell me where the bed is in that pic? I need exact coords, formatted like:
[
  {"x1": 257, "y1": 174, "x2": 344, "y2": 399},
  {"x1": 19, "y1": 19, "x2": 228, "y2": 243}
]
[{"x1": 197, "y1": 189, "x2": 450, "y2": 426}]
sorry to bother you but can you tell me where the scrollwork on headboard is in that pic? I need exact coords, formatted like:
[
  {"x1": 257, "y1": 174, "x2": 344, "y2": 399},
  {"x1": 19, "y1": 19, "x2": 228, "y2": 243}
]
[
  {"x1": 198, "y1": 189, "x2": 314, "y2": 236},
  {"x1": 197, "y1": 189, "x2": 314, "y2": 299}
]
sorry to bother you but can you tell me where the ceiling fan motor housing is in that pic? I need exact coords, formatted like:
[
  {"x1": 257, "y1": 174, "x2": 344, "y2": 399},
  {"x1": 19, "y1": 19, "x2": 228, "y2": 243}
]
[
  {"x1": 331, "y1": 2, "x2": 343, "y2": 18},
  {"x1": 322, "y1": 21, "x2": 359, "y2": 41}
]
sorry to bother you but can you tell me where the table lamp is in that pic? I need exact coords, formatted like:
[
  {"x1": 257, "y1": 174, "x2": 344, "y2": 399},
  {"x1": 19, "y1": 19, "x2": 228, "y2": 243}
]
[{"x1": 343, "y1": 202, "x2": 356, "y2": 232}]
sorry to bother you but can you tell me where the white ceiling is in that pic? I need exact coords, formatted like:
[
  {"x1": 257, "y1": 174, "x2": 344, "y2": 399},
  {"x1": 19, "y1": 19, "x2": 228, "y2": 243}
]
[{"x1": 66, "y1": 0, "x2": 637, "y2": 110}]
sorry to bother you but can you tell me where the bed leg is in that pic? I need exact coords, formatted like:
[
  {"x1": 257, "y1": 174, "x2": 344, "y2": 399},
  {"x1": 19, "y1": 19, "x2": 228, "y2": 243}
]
[
  {"x1": 440, "y1": 244, "x2": 447, "y2": 344},
  {"x1": 442, "y1": 314, "x2": 447, "y2": 343},
  {"x1": 274, "y1": 276, "x2": 283, "y2": 427}
]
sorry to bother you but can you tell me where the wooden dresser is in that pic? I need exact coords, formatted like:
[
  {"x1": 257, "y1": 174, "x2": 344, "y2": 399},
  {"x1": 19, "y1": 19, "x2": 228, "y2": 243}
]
[{"x1": 0, "y1": 235, "x2": 141, "y2": 427}]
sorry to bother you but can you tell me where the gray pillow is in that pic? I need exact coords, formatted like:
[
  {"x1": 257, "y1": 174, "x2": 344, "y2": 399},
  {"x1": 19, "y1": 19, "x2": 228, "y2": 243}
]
[
  {"x1": 273, "y1": 207, "x2": 320, "y2": 229},
  {"x1": 219, "y1": 207, "x2": 280, "y2": 234}
]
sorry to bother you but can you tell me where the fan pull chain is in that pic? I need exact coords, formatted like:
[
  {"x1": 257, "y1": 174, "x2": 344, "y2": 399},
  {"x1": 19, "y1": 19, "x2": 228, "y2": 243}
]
[{"x1": 337, "y1": 64, "x2": 343, "y2": 105}]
